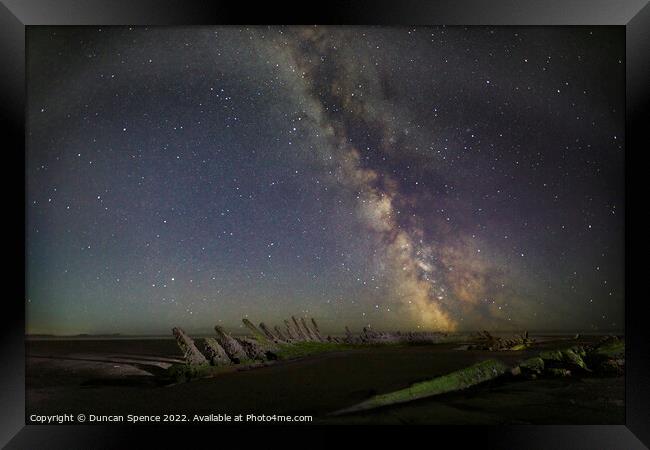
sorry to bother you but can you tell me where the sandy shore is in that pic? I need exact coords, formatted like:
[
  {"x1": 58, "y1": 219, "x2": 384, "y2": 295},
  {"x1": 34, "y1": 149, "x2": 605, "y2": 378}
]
[{"x1": 26, "y1": 335, "x2": 624, "y2": 424}]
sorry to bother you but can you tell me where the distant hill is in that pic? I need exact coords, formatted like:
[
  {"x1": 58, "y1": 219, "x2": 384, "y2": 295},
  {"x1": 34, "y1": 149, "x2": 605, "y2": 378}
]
[{"x1": 26, "y1": 333, "x2": 123, "y2": 339}]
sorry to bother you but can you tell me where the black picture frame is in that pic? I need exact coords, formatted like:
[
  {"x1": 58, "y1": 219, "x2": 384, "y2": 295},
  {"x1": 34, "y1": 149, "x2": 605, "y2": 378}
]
[{"x1": 2, "y1": 0, "x2": 647, "y2": 448}]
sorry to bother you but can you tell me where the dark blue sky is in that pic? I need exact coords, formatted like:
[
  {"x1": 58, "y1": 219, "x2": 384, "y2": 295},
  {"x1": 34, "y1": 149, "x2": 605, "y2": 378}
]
[{"x1": 26, "y1": 26, "x2": 624, "y2": 335}]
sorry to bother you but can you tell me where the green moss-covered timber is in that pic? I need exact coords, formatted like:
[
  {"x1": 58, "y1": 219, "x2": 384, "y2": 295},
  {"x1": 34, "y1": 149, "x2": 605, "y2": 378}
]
[{"x1": 332, "y1": 359, "x2": 509, "y2": 415}]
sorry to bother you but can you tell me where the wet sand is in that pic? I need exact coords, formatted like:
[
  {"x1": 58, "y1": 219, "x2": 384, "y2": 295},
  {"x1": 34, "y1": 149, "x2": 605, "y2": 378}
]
[{"x1": 26, "y1": 336, "x2": 624, "y2": 424}]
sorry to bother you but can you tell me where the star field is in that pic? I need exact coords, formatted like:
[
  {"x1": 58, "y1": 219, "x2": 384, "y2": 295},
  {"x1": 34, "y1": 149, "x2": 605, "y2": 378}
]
[{"x1": 26, "y1": 26, "x2": 624, "y2": 335}]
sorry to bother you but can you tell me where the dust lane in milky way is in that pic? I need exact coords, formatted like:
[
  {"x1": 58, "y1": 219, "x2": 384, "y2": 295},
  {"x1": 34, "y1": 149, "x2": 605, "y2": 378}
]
[{"x1": 26, "y1": 26, "x2": 624, "y2": 335}]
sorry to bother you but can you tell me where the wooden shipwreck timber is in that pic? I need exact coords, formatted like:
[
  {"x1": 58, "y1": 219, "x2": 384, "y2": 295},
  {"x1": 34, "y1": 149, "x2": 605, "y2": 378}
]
[
  {"x1": 168, "y1": 316, "x2": 470, "y2": 381},
  {"x1": 169, "y1": 318, "x2": 624, "y2": 416},
  {"x1": 332, "y1": 335, "x2": 625, "y2": 415},
  {"x1": 172, "y1": 318, "x2": 453, "y2": 367},
  {"x1": 466, "y1": 330, "x2": 536, "y2": 351}
]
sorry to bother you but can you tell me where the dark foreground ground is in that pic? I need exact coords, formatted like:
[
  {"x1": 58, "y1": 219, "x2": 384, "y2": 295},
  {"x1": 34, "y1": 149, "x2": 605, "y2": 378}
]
[{"x1": 26, "y1": 336, "x2": 624, "y2": 425}]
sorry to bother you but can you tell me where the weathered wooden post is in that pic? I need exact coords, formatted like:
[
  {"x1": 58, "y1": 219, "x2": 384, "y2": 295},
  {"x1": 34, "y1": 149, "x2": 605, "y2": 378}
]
[
  {"x1": 300, "y1": 317, "x2": 316, "y2": 341},
  {"x1": 242, "y1": 318, "x2": 269, "y2": 343},
  {"x1": 274, "y1": 325, "x2": 290, "y2": 342},
  {"x1": 172, "y1": 327, "x2": 208, "y2": 365},
  {"x1": 236, "y1": 337, "x2": 271, "y2": 360},
  {"x1": 310, "y1": 318, "x2": 325, "y2": 341},
  {"x1": 259, "y1": 322, "x2": 280, "y2": 343},
  {"x1": 345, "y1": 326, "x2": 355, "y2": 343},
  {"x1": 292, "y1": 316, "x2": 307, "y2": 341},
  {"x1": 214, "y1": 325, "x2": 250, "y2": 364},
  {"x1": 284, "y1": 319, "x2": 297, "y2": 340},
  {"x1": 203, "y1": 337, "x2": 232, "y2": 366}
]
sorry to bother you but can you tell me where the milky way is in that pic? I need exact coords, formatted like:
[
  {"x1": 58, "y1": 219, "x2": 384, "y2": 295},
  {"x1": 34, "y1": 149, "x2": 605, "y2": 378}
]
[{"x1": 26, "y1": 26, "x2": 624, "y2": 335}]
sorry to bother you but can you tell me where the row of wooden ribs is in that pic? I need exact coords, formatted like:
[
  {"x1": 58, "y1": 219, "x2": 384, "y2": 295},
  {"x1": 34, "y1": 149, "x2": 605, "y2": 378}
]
[{"x1": 172, "y1": 315, "x2": 331, "y2": 366}]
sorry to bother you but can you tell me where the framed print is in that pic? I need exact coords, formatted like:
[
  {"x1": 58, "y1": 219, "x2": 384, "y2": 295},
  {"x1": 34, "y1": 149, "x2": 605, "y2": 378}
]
[{"x1": 2, "y1": 0, "x2": 648, "y2": 448}]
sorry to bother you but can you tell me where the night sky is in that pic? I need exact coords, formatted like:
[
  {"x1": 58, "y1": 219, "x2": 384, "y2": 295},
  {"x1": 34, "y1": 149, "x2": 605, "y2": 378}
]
[{"x1": 26, "y1": 26, "x2": 624, "y2": 335}]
